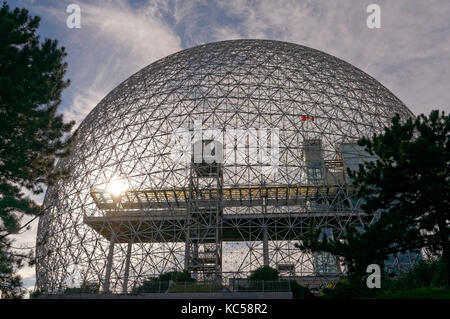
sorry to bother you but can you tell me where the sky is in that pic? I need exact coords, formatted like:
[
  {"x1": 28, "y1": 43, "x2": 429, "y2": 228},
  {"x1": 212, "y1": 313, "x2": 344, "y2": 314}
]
[{"x1": 6, "y1": 0, "x2": 450, "y2": 294}]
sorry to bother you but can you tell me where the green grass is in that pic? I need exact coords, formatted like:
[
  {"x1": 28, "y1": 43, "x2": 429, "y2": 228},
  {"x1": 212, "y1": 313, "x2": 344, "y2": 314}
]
[{"x1": 377, "y1": 287, "x2": 450, "y2": 299}]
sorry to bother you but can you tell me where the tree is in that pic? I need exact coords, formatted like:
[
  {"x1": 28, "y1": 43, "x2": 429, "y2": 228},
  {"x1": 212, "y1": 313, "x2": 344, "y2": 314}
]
[
  {"x1": 133, "y1": 271, "x2": 194, "y2": 293},
  {"x1": 289, "y1": 280, "x2": 316, "y2": 299},
  {"x1": 383, "y1": 258, "x2": 448, "y2": 291},
  {"x1": 157, "y1": 271, "x2": 193, "y2": 282},
  {"x1": 0, "y1": 2, "x2": 74, "y2": 298},
  {"x1": 299, "y1": 110, "x2": 450, "y2": 290},
  {"x1": 63, "y1": 282, "x2": 100, "y2": 295},
  {"x1": 248, "y1": 266, "x2": 279, "y2": 281}
]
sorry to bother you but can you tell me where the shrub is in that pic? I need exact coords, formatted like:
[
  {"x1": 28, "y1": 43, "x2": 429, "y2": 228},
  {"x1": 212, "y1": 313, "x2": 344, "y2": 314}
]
[
  {"x1": 383, "y1": 258, "x2": 448, "y2": 292},
  {"x1": 132, "y1": 271, "x2": 194, "y2": 293},
  {"x1": 64, "y1": 282, "x2": 100, "y2": 294},
  {"x1": 157, "y1": 271, "x2": 194, "y2": 282},
  {"x1": 248, "y1": 266, "x2": 279, "y2": 281},
  {"x1": 320, "y1": 276, "x2": 376, "y2": 299},
  {"x1": 377, "y1": 287, "x2": 450, "y2": 299},
  {"x1": 289, "y1": 281, "x2": 316, "y2": 299}
]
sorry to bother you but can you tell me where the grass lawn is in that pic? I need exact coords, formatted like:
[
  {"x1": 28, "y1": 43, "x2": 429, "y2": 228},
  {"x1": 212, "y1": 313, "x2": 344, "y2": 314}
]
[{"x1": 377, "y1": 287, "x2": 450, "y2": 299}]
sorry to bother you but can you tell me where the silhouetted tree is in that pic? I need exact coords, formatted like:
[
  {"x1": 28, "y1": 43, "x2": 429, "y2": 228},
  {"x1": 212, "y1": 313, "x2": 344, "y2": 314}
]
[
  {"x1": 133, "y1": 271, "x2": 194, "y2": 293},
  {"x1": 0, "y1": 2, "x2": 74, "y2": 298},
  {"x1": 299, "y1": 110, "x2": 450, "y2": 290},
  {"x1": 248, "y1": 266, "x2": 279, "y2": 281}
]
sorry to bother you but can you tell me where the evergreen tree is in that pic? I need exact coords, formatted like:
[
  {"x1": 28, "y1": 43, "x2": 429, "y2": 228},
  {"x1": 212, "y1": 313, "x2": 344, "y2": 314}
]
[
  {"x1": 0, "y1": 2, "x2": 74, "y2": 298},
  {"x1": 299, "y1": 110, "x2": 450, "y2": 289}
]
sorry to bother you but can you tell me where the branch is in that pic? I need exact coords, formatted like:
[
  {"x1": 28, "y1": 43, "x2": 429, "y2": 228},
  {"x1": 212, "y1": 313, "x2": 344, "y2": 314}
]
[{"x1": 0, "y1": 211, "x2": 43, "y2": 240}]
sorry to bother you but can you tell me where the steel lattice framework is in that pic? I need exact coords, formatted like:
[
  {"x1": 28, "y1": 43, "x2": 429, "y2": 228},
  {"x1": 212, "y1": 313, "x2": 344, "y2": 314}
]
[{"x1": 36, "y1": 39, "x2": 417, "y2": 293}]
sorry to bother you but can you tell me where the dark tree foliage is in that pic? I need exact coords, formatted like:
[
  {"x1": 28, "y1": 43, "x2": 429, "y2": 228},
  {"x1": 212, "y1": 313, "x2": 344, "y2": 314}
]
[
  {"x1": 63, "y1": 282, "x2": 100, "y2": 295},
  {"x1": 383, "y1": 258, "x2": 448, "y2": 291},
  {"x1": 299, "y1": 110, "x2": 450, "y2": 291},
  {"x1": 157, "y1": 271, "x2": 193, "y2": 282},
  {"x1": 248, "y1": 266, "x2": 279, "y2": 281},
  {"x1": 289, "y1": 280, "x2": 317, "y2": 299},
  {"x1": 133, "y1": 271, "x2": 194, "y2": 293},
  {"x1": 0, "y1": 2, "x2": 74, "y2": 298}
]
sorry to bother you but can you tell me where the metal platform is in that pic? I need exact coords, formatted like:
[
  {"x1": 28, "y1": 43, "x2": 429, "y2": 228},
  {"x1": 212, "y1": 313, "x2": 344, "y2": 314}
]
[
  {"x1": 84, "y1": 210, "x2": 366, "y2": 243},
  {"x1": 90, "y1": 184, "x2": 356, "y2": 210},
  {"x1": 86, "y1": 183, "x2": 364, "y2": 243}
]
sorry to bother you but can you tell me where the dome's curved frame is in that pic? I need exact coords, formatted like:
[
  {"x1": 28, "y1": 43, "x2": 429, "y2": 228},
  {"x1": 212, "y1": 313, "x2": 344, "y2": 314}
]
[{"x1": 36, "y1": 40, "x2": 418, "y2": 293}]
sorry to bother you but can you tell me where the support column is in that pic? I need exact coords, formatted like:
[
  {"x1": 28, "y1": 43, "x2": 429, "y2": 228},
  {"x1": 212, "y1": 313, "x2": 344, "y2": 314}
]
[
  {"x1": 263, "y1": 225, "x2": 269, "y2": 267},
  {"x1": 103, "y1": 233, "x2": 115, "y2": 293},
  {"x1": 184, "y1": 243, "x2": 190, "y2": 271},
  {"x1": 184, "y1": 161, "x2": 193, "y2": 272},
  {"x1": 122, "y1": 242, "x2": 132, "y2": 294},
  {"x1": 262, "y1": 196, "x2": 269, "y2": 267}
]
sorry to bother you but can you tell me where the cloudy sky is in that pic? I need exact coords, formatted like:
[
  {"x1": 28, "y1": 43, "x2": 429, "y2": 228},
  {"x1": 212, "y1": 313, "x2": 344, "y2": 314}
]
[{"x1": 7, "y1": 0, "x2": 450, "y2": 293}]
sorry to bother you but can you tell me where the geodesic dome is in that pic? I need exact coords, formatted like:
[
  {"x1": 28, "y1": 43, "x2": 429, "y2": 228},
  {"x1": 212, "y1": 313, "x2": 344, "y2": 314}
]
[{"x1": 36, "y1": 39, "x2": 414, "y2": 293}]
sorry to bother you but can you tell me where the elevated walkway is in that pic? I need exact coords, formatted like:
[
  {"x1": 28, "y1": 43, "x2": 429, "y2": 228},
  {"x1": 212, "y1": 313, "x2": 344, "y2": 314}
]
[
  {"x1": 86, "y1": 184, "x2": 364, "y2": 243},
  {"x1": 91, "y1": 184, "x2": 355, "y2": 210},
  {"x1": 84, "y1": 210, "x2": 364, "y2": 243}
]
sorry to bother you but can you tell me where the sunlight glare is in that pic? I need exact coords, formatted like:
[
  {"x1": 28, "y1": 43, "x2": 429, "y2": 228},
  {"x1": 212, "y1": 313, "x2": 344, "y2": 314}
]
[{"x1": 106, "y1": 177, "x2": 127, "y2": 198}]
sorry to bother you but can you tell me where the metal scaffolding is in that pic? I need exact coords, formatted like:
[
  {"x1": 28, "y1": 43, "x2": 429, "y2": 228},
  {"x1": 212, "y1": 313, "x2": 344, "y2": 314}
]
[{"x1": 185, "y1": 139, "x2": 223, "y2": 281}]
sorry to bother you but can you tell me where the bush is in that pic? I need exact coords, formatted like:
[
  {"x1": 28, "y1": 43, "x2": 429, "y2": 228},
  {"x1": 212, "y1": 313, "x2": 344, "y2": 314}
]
[
  {"x1": 157, "y1": 271, "x2": 194, "y2": 282},
  {"x1": 248, "y1": 266, "x2": 279, "y2": 281},
  {"x1": 289, "y1": 281, "x2": 316, "y2": 299},
  {"x1": 377, "y1": 287, "x2": 450, "y2": 299},
  {"x1": 388, "y1": 260, "x2": 447, "y2": 290},
  {"x1": 321, "y1": 259, "x2": 449, "y2": 299},
  {"x1": 382, "y1": 259, "x2": 448, "y2": 292},
  {"x1": 132, "y1": 271, "x2": 194, "y2": 293},
  {"x1": 30, "y1": 290, "x2": 43, "y2": 299},
  {"x1": 235, "y1": 280, "x2": 289, "y2": 292},
  {"x1": 320, "y1": 277, "x2": 377, "y2": 299},
  {"x1": 133, "y1": 280, "x2": 169, "y2": 293},
  {"x1": 64, "y1": 282, "x2": 100, "y2": 294}
]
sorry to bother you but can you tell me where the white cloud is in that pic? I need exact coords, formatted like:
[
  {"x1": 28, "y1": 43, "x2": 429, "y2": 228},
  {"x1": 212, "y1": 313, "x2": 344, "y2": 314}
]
[
  {"x1": 63, "y1": 89, "x2": 106, "y2": 127},
  {"x1": 172, "y1": 0, "x2": 450, "y2": 115},
  {"x1": 44, "y1": 0, "x2": 183, "y2": 126},
  {"x1": 36, "y1": 0, "x2": 450, "y2": 120}
]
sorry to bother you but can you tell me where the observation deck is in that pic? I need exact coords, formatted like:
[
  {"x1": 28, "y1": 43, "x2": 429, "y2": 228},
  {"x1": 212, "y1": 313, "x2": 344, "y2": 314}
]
[
  {"x1": 85, "y1": 184, "x2": 366, "y2": 243},
  {"x1": 90, "y1": 184, "x2": 354, "y2": 209}
]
